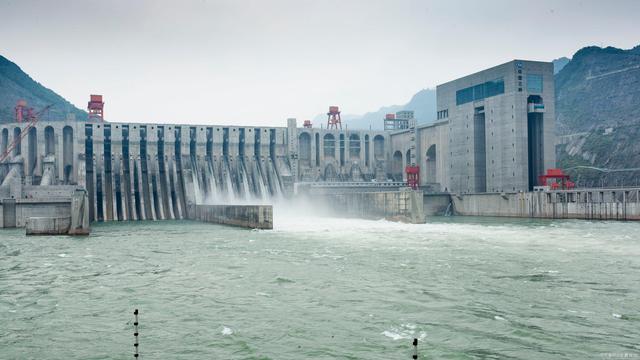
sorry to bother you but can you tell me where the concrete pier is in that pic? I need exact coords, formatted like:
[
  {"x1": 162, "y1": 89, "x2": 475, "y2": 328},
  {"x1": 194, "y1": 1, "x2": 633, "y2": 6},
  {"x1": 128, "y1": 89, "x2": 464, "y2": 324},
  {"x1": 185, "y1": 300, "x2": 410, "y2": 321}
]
[
  {"x1": 25, "y1": 217, "x2": 72, "y2": 235},
  {"x1": 194, "y1": 204, "x2": 273, "y2": 229}
]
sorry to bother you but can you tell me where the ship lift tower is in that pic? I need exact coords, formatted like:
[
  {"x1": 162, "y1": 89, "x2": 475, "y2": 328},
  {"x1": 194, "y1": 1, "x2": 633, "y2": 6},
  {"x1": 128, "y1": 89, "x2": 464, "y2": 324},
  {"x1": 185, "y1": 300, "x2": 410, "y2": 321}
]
[{"x1": 327, "y1": 106, "x2": 342, "y2": 130}]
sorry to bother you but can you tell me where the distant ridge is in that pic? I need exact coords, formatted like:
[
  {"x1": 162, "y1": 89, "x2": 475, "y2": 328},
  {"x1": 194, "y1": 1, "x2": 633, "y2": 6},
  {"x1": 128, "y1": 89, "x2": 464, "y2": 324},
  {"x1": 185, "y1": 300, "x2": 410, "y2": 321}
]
[
  {"x1": 313, "y1": 88, "x2": 437, "y2": 130},
  {"x1": 0, "y1": 55, "x2": 86, "y2": 123}
]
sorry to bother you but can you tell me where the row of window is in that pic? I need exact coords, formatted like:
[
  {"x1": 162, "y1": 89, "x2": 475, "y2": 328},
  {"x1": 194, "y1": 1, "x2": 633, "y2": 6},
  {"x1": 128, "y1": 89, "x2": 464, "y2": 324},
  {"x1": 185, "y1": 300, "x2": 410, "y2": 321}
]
[
  {"x1": 454, "y1": 73, "x2": 543, "y2": 106},
  {"x1": 455, "y1": 78, "x2": 505, "y2": 105},
  {"x1": 437, "y1": 109, "x2": 449, "y2": 119}
]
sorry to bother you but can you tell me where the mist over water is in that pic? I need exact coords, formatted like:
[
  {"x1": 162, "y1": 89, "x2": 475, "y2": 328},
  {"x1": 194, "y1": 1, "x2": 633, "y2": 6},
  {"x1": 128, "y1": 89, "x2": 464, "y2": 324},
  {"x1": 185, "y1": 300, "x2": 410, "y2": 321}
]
[{"x1": 1, "y1": 214, "x2": 639, "y2": 359}]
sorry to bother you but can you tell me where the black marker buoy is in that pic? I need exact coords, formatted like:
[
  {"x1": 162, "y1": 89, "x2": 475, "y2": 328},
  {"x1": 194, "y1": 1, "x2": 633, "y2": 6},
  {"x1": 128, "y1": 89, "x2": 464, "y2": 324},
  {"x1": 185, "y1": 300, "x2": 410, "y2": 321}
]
[
  {"x1": 412, "y1": 338, "x2": 418, "y2": 359},
  {"x1": 133, "y1": 309, "x2": 139, "y2": 358}
]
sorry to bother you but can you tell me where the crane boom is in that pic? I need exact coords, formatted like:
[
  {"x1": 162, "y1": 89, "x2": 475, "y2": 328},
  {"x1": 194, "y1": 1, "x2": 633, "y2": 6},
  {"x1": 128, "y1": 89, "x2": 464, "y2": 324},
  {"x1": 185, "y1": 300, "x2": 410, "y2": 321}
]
[{"x1": 0, "y1": 104, "x2": 53, "y2": 163}]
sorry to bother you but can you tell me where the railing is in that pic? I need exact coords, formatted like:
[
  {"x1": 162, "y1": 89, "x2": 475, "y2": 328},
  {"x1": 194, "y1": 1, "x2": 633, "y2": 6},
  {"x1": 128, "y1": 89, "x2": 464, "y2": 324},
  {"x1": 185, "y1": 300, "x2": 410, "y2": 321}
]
[{"x1": 297, "y1": 181, "x2": 407, "y2": 188}]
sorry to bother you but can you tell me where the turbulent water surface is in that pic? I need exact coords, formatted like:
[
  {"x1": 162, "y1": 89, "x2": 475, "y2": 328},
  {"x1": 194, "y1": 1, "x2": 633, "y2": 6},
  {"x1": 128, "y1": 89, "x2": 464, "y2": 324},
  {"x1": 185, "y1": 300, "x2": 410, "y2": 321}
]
[{"x1": 1, "y1": 214, "x2": 639, "y2": 359}]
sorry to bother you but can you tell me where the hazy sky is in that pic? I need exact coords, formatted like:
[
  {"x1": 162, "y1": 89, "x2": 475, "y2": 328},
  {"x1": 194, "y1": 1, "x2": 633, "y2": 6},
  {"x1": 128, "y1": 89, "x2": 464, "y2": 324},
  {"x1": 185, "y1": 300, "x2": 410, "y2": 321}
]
[{"x1": 1, "y1": 0, "x2": 638, "y2": 126}]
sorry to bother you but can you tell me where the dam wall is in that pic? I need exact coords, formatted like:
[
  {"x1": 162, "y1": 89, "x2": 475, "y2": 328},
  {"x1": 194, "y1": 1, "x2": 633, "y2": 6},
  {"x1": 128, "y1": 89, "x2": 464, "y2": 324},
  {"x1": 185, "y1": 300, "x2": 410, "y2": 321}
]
[
  {"x1": 194, "y1": 204, "x2": 273, "y2": 229},
  {"x1": 0, "y1": 121, "x2": 293, "y2": 224},
  {"x1": 452, "y1": 188, "x2": 640, "y2": 220}
]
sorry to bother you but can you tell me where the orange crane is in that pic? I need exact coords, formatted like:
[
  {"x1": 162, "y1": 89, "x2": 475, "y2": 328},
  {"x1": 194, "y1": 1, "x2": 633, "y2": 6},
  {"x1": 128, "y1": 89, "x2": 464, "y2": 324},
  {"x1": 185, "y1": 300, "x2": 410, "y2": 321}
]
[{"x1": 0, "y1": 102, "x2": 53, "y2": 163}]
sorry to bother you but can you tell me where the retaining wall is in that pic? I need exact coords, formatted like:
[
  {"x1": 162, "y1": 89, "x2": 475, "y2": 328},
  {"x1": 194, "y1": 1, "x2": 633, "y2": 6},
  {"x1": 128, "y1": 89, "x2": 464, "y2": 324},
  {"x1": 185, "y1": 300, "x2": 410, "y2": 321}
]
[
  {"x1": 452, "y1": 188, "x2": 640, "y2": 220},
  {"x1": 194, "y1": 204, "x2": 273, "y2": 229},
  {"x1": 310, "y1": 189, "x2": 426, "y2": 223}
]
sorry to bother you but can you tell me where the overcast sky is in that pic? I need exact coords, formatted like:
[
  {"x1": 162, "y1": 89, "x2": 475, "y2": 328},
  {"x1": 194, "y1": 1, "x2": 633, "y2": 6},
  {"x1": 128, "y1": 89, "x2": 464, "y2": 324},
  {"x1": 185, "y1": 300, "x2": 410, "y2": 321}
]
[{"x1": 1, "y1": 0, "x2": 638, "y2": 126}]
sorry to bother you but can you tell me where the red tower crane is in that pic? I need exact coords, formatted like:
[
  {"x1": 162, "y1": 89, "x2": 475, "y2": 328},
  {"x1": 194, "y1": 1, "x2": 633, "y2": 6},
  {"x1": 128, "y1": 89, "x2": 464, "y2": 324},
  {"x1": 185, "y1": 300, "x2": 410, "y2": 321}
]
[
  {"x1": 87, "y1": 94, "x2": 104, "y2": 121},
  {"x1": 1, "y1": 104, "x2": 53, "y2": 163},
  {"x1": 327, "y1": 106, "x2": 342, "y2": 130}
]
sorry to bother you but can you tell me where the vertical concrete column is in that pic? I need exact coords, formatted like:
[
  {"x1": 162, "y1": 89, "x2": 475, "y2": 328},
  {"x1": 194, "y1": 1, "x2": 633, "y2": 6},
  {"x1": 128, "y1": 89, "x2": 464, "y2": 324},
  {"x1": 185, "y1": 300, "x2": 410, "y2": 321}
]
[
  {"x1": 287, "y1": 118, "x2": 298, "y2": 181},
  {"x1": 243, "y1": 127, "x2": 256, "y2": 194},
  {"x1": 129, "y1": 125, "x2": 145, "y2": 220},
  {"x1": 56, "y1": 123, "x2": 65, "y2": 182},
  {"x1": 103, "y1": 125, "x2": 115, "y2": 221},
  {"x1": 161, "y1": 126, "x2": 175, "y2": 220},
  {"x1": 146, "y1": 126, "x2": 161, "y2": 220},
  {"x1": 211, "y1": 126, "x2": 224, "y2": 191},
  {"x1": 181, "y1": 126, "x2": 196, "y2": 218},
  {"x1": 195, "y1": 126, "x2": 208, "y2": 204},
  {"x1": 141, "y1": 126, "x2": 156, "y2": 220},
  {"x1": 87, "y1": 123, "x2": 102, "y2": 221},
  {"x1": 259, "y1": 128, "x2": 270, "y2": 177},
  {"x1": 165, "y1": 126, "x2": 181, "y2": 219},
  {"x1": 35, "y1": 123, "x2": 46, "y2": 181},
  {"x1": 92, "y1": 123, "x2": 106, "y2": 221},
  {"x1": 111, "y1": 124, "x2": 126, "y2": 220}
]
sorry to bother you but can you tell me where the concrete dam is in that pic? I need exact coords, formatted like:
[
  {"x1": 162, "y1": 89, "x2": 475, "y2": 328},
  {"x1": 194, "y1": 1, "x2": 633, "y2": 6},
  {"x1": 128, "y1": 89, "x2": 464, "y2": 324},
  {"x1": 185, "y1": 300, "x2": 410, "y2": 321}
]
[
  {"x1": 0, "y1": 121, "x2": 297, "y2": 224},
  {"x1": 0, "y1": 118, "x2": 402, "y2": 229}
]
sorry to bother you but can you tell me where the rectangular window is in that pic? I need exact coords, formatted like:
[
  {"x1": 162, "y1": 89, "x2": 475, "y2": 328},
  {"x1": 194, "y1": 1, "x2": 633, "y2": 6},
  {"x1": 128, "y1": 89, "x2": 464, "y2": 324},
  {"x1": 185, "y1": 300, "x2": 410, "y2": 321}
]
[
  {"x1": 455, "y1": 78, "x2": 504, "y2": 105},
  {"x1": 456, "y1": 87, "x2": 473, "y2": 105},
  {"x1": 526, "y1": 74, "x2": 543, "y2": 93}
]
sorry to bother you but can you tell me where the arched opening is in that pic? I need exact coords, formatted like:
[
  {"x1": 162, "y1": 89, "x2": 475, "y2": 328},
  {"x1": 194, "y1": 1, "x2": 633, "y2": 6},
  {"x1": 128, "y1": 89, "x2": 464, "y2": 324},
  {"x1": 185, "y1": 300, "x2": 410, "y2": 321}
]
[
  {"x1": 45, "y1": 126, "x2": 55, "y2": 155},
  {"x1": 13, "y1": 127, "x2": 21, "y2": 156},
  {"x1": 298, "y1": 132, "x2": 311, "y2": 166},
  {"x1": 63, "y1": 126, "x2": 74, "y2": 183},
  {"x1": 349, "y1": 134, "x2": 360, "y2": 159},
  {"x1": 315, "y1": 132, "x2": 320, "y2": 166},
  {"x1": 405, "y1": 149, "x2": 412, "y2": 167},
  {"x1": 373, "y1": 135, "x2": 385, "y2": 160},
  {"x1": 426, "y1": 144, "x2": 436, "y2": 183},
  {"x1": 28, "y1": 127, "x2": 37, "y2": 175},
  {"x1": 364, "y1": 134, "x2": 370, "y2": 167},
  {"x1": 339, "y1": 134, "x2": 345, "y2": 166},
  {"x1": 323, "y1": 133, "x2": 335, "y2": 158},
  {"x1": 392, "y1": 150, "x2": 403, "y2": 181},
  {"x1": 324, "y1": 163, "x2": 337, "y2": 181},
  {"x1": 1, "y1": 128, "x2": 8, "y2": 155}
]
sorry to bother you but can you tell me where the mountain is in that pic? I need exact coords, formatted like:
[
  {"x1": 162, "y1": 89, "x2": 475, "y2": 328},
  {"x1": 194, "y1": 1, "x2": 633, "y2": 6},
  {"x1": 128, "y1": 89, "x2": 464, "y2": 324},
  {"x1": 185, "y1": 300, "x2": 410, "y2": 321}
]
[
  {"x1": 555, "y1": 45, "x2": 640, "y2": 185},
  {"x1": 552, "y1": 57, "x2": 570, "y2": 74},
  {"x1": 314, "y1": 88, "x2": 437, "y2": 130},
  {"x1": 0, "y1": 55, "x2": 86, "y2": 123},
  {"x1": 555, "y1": 46, "x2": 640, "y2": 135}
]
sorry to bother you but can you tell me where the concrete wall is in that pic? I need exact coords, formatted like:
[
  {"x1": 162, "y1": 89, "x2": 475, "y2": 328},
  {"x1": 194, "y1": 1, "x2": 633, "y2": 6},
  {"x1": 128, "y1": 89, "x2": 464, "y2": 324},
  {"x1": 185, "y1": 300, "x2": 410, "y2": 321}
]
[
  {"x1": 423, "y1": 194, "x2": 452, "y2": 216},
  {"x1": 194, "y1": 204, "x2": 273, "y2": 229},
  {"x1": 309, "y1": 189, "x2": 425, "y2": 223},
  {"x1": 452, "y1": 188, "x2": 640, "y2": 220},
  {"x1": 26, "y1": 217, "x2": 72, "y2": 235}
]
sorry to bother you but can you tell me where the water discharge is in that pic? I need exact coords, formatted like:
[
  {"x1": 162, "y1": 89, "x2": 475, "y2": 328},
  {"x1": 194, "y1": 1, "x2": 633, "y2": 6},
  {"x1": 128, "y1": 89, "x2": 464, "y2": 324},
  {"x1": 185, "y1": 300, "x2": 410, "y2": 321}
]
[{"x1": 1, "y1": 213, "x2": 638, "y2": 359}]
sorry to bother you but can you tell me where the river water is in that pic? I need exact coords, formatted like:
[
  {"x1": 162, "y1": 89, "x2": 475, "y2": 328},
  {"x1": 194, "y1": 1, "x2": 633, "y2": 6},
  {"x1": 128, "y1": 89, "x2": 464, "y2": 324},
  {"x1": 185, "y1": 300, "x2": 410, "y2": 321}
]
[{"x1": 1, "y1": 214, "x2": 639, "y2": 359}]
